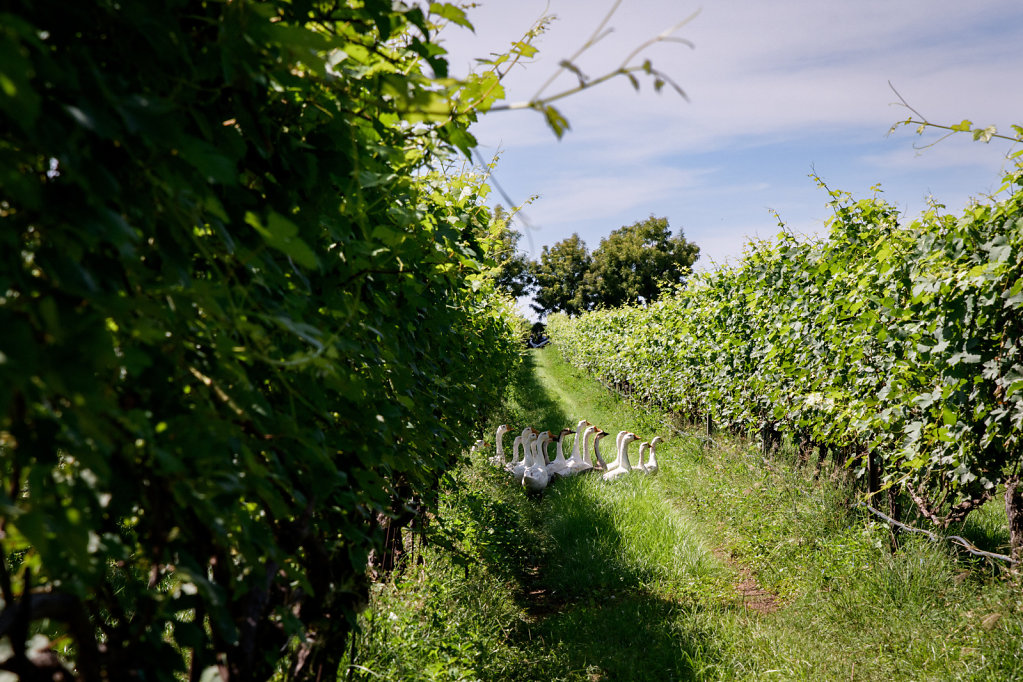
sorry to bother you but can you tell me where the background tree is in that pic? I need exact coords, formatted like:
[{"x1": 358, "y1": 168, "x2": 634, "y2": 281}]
[
  {"x1": 529, "y1": 217, "x2": 700, "y2": 317},
  {"x1": 586, "y1": 215, "x2": 700, "y2": 308},
  {"x1": 531, "y1": 233, "x2": 593, "y2": 316}
]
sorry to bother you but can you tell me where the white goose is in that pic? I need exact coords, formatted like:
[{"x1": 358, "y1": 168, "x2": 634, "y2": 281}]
[
  {"x1": 561, "y1": 425, "x2": 597, "y2": 477},
  {"x1": 488, "y1": 424, "x2": 513, "y2": 466},
  {"x1": 505, "y1": 427, "x2": 535, "y2": 474},
  {"x1": 603, "y1": 432, "x2": 638, "y2": 482},
  {"x1": 516, "y1": 430, "x2": 550, "y2": 485},
  {"x1": 540, "y1": 432, "x2": 553, "y2": 466},
  {"x1": 535, "y1": 429, "x2": 553, "y2": 466},
  {"x1": 582, "y1": 426, "x2": 597, "y2": 466},
  {"x1": 605, "y1": 431, "x2": 630, "y2": 474},
  {"x1": 526, "y1": 428, "x2": 570, "y2": 491},
  {"x1": 645, "y1": 436, "x2": 662, "y2": 474},
  {"x1": 510, "y1": 429, "x2": 538, "y2": 483},
  {"x1": 633, "y1": 442, "x2": 650, "y2": 474},
  {"x1": 591, "y1": 429, "x2": 611, "y2": 469},
  {"x1": 547, "y1": 426, "x2": 577, "y2": 477},
  {"x1": 508, "y1": 435, "x2": 522, "y2": 467},
  {"x1": 568, "y1": 419, "x2": 591, "y2": 464}
]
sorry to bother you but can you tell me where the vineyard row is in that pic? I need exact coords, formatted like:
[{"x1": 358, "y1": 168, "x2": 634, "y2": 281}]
[{"x1": 547, "y1": 172, "x2": 1023, "y2": 558}]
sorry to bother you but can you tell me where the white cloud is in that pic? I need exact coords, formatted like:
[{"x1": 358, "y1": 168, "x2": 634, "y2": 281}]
[{"x1": 438, "y1": 0, "x2": 1023, "y2": 267}]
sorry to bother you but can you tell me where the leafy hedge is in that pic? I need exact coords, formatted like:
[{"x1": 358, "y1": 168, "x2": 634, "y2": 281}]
[
  {"x1": 0, "y1": 1, "x2": 520, "y2": 679},
  {"x1": 548, "y1": 171, "x2": 1023, "y2": 546}
]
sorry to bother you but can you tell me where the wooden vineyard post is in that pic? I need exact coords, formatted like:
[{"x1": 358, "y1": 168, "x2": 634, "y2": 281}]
[{"x1": 888, "y1": 485, "x2": 902, "y2": 552}]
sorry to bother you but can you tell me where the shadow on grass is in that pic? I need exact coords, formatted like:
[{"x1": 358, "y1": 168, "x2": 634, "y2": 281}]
[
  {"x1": 457, "y1": 469, "x2": 719, "y2": 679},
  {"x1": 526, "y1": 593, "x2": 711, "y2": 682},
  {"x1": 521, "y1": 477, "x2": 717, "y2": 680}
]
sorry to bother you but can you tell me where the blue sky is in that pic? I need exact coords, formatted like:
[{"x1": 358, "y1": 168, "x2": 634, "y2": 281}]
[{"x1": 437, "y1": 0, "x2": 1023, "y2": 279}]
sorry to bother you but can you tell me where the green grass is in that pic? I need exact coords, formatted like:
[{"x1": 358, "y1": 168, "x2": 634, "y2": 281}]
[{"x1": 344, "y1": 347, "x2": 1023, "y2": 681}]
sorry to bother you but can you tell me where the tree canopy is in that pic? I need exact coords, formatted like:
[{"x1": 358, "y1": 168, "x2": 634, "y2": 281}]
[
  {"x1": 531, "y1": 233, "x2": 593, "y2": 316},
  {"x1": 587, "y1": 215, "x2": 700, "y2": 308},
  {"x1": 530, "y1": 217, "x2": 699, "y2": 317}
]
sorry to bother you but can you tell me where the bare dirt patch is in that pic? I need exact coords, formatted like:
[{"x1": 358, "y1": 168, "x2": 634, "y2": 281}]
[
  {"x1": 517, "y1": 565, "x2": 569, "y2": 621},
  {"x1": 713, "y1": 548, "x2": 779, "y2": 614}
]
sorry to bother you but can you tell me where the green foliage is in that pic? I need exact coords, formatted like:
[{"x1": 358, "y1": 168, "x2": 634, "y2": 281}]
[
  {"x1": 484, "y1": 205, "x2": 534, "y2": 299},
  {"x1": 530, "y1": 217, "x2": 698, "y2": 317},
  {"x1": 548, "y1": 171, "x2": 1023, "y2": 531},
  {"x1": 585, "y1": 215, "x2": 699, "y2": 309},
  {"x1": 531, "y1": 233, "x2": 593, "y2": 316},
  {"x1": 0, "y1": 0, "x2": 521, "y2": 677}
]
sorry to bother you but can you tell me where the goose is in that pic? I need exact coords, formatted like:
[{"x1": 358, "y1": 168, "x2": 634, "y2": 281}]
[
  {"x1": 538, "y1": 430, "x2": 553, "y2": 464},
  {"x1": 488, "y1": 424, "x2": 513, "y2": 466},
  {"x1": 568, "y1": 419, "x2": 591, "y2": 465},
  {"x1": 591, "y1": 429, "x2": 611, "y2": 469},
  {"x1": 510, "y1": 429, "x2": 538, "y2": 483},
  {"x1": 507, "y1": 435, "x2": 523, "y2": 468},
  {"x1": 471, "y1": 439, "x2": 486, "y2": 454},
  {"x1": 550, "y1": 427, "x2": 584, "y2": 477},
  {"x1": 605, "y1": 431, "x2": 630, "y2": 473},
  {"x1": 540, "y1": 433, "x2": 553, "y2": 466},
  {"x1": 633, "y1": 442, "x2": 650, "y2": 474},
  {"x1": 506, "y1": 427, "x2": 535, "y2": 474},
  {"x1": 582, "y1": 426, "x2": 598, "y2": 466},
  {"x1": 560, "y1": 417, "x2": 593, "y2": 470},
  {"x1": 516, "y1": 430, "x2": 550, "y2": 485},
  {"x1": 526, "y1": 428, "x2": 571, "y2": 491},
  {"x1": 603, "y1": 432, "x2": 638, "y2": 482},
  {"x1": 561, "y1": 425, "x2": 597, "y2": 477},
  {"x1": 546, "y1": 426, "x2": 576, "y2": 477},
  {"x1": 645, "y1": 436, "x2": 662, "y2": 474},
  {"x1": 507, "y1": 434, "x2": 525, "y2": 478}
]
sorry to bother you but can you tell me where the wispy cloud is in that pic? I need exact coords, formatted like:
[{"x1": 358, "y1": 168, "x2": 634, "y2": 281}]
[{"x1": 441, "y1": 0, "x2": 1023, "y2": 265}]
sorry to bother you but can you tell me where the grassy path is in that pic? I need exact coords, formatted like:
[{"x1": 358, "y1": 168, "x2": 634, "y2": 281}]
[
  {"x1": 504, "y1": 348, "x2": 729, "y2": 679},
  {"x1": 345, "y1": 348, "x2": 1023, "y2": 681}
]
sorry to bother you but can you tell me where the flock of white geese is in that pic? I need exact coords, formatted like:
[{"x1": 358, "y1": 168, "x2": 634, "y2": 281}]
[{"x1": 475, "y1": 419, "x2": 663, "y2": 494}]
